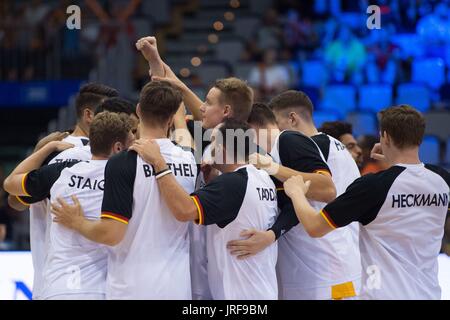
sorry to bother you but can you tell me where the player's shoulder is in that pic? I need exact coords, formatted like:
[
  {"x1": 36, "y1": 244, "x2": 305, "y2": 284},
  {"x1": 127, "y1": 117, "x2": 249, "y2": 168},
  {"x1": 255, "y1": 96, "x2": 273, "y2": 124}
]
[
  {"x1": 353, "y1": 166, "x2": 406, "y2": 190},
  {"x1": 424, "y1": 164, "x2": 450, "y2": 187},
  {"x1": 213, "y1": 166, "x2": 248, "y2": 186},
  {"x1": 279, "y1": 130, "x2": 311, "y2": 144}
]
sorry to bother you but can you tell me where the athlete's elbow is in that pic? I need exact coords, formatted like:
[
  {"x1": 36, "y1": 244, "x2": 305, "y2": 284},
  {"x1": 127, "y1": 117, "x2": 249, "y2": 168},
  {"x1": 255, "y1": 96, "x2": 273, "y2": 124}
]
[
  {"x1": 3, "y1": 177, "x2": 13, "y2": 194},
  {"x1": 323, "y1": 186, "x2": 337, "y2": 203},
  {"x1": 7, "y1": 195, "x2": 28, "y2": 212},
  {"x1": 173, "y1": 204, "x2": 197, "y2": 222},
  {"x1": 305, "y1": 226, "x2": 325, "y2": 238}
]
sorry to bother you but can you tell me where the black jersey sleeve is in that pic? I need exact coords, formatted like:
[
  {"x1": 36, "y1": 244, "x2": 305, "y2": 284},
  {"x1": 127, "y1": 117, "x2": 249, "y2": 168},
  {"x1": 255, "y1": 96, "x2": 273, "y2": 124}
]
[
  {"x1": 278, "y1": 131, "x2": 331, "y2": 175},
  {"x1": 21, "y1": 161, "x2": 80, "y2": 202},
  {"x1": 101, "y1": 151, "x2": 137, "y2": 224},
  {"x1": 190, "y1": 168, "x2": 248, "y2": 228},
  {"x1": 323, "y1": 166, "x2": 405, "y2": 228}
]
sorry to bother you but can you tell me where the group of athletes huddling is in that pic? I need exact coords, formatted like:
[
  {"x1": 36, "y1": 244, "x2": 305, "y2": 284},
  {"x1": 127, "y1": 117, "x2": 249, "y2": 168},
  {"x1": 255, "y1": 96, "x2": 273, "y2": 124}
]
[{"x1": 3, "y1": 36, "x2": 450, "y2": 300}]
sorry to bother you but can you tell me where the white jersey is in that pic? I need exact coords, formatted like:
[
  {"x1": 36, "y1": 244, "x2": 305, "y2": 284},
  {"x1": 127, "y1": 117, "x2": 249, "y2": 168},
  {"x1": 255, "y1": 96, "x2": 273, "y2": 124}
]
[
  {"x1": 191, "y1": 165, "x2": 278, "y2": 299},
  {"x1": 322, "y1": 163, "x2": 449, "y2": 299},
  {"x1": 25, "y1": 159, "x2": 107, "y2": 299},
  {"x1": 270, "y1": 131, "x2": 360, "y2": 300},
  {"x1": 23, "y1": 135, "x2": 89, "y2": 299},
  {"x1": 100, "y1": 139, "x2": 197, "y2": 299}
]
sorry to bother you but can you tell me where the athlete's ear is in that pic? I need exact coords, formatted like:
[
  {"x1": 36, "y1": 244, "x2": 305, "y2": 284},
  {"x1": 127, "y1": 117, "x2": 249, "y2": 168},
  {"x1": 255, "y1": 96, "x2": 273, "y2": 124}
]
[
  {"x1": 223, "y1": 104, "x2": 232, "y2": 118},
  {"x1": 84, "y1": 108, "x2": 95, "y2": 125},
  {"x1": 112, "y1": 141, "x2": 124, "y2": 154},
  {"x1": 288, "y1": 112, "x2": 297, "y2": 127},
  {"x1": 136, "y1": 103, "x2": 142, "y2": 119}
]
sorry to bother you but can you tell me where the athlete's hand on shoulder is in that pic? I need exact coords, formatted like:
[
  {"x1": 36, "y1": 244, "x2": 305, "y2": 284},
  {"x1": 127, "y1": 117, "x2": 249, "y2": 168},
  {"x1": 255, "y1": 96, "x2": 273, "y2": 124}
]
[
  {"x1": 34, "y1": 131, "x2": 70, "y2": 152},
  {"x1": 129, "y1": 139, "x2": 166, "y2": 169},
  {"x1": 283, "y1": 175, "x2": 311, "y2": 199},
  {"x1": 227, "y1": 229, "x2": 276, "y2": 260},
  {"x1": 45, "y1": 140, "x2": 75, "y2": 153},
  {"x1": 51, "y1": 195, "x2": 84, "y2": 231},
  {"x1": 249, "y1": 153, "x2": 279, "y2": 175}
]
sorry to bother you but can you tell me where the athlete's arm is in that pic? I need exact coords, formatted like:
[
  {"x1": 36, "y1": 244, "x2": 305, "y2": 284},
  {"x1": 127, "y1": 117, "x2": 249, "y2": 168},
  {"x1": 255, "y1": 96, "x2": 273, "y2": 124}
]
[
  {"x1": 172, "y1": 102, "x2": 195, "y2": 150},
  {"x1": 3, "y1": 141, "x2": 74, "y2": 196},
  {"x1": 250, "y1": 153, "x2": 336, "y2": 203},
  {"x1": 7, "y1": 195, "x2": 29, "y2": 211},
  {"x1": 283, "y1": 175, "x2": 333, "y2": 237},
  {"x1": 152, "y1": 62, "x2": 204, "y2": 121},
  {"x1": 136, "y1": 36, "x2": 165, "y2": 78},
  {"x1": 51, "y1": 196, "x2": 127, "y2": 246}
]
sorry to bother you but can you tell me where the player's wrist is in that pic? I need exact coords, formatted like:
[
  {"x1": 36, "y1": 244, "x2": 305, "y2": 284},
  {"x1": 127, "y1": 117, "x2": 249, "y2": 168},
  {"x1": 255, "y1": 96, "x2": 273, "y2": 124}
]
[{"x1": 153, "y1": 156, "x2": 168, "y2": 172}]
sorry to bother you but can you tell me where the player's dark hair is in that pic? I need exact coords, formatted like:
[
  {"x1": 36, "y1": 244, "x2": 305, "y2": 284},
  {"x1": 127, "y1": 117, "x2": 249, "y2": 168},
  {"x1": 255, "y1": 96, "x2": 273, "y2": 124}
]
[
  {"x1": 95, "y1": 97, "x2": 136, "y2": 116},
  {"x1": 89, "y1": 111, "x2": 131, "y2": 156},
  {"x1": 248, "y1": 103, "x2": 277, "y2": 128},
  {"x1": 75, "y1": 83, "x2": 119, "y2": 119},
  {"x1": 269, "y1": 90, "x2": 314, "y2": 120},
  {"x1": 319, "y1": 121, "x2": 353, "y2": 140},
  {"x1": 139, "y1": 81, "x2": 182, "y2": 125},
  {"x1": 379, "y1": 104, "x2": 425, "y2": 149}
]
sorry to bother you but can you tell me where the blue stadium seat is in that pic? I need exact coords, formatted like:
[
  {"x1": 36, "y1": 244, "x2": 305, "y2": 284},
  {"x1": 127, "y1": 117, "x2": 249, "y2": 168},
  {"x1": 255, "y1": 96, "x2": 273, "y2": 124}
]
[
  {"x1": 419, "y1": 136, "x2": 441, "y2": 165},
  {"x1": 346, "y1": 112, "x2": 378, "y2": 137},
  {"x1": 313, "y1": 111, "x2": 341, "y2": 129},
  {"x1": 302, "y1": 60, "x2": 327, "y2": 88},
  {"x1": 321, "y1": 85, "x2": 356, "y2": 117},
  {"x1": 359, "y1": 84, "x2": 393, "y2": 113},
  {"x1": 412, "y1": 58, "x2": 446, "y2": 90},
  {"x1": 396, "y1": 83, "x2": 431, "y2": 112}
]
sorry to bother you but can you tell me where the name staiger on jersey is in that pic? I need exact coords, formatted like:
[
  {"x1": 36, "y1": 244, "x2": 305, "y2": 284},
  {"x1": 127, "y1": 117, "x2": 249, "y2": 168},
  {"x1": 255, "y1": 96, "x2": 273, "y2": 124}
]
[
  {"x1": 100, "y1": 139, "x2": 197, "y2": 300},
  {"x1": 17, "y1": 136, "x2": 90, "y2": 299},
  {"x1": 321, "y1": 163, "x2": 450, "y2": 300},
  {"x1": 191, "y1": 164, "x2": 279, "y2": 300},
  {"x1": 21, "y1": 157, "x2": 108, "y2": 299},
  {"x1": 270, "y1": 130, "x2": 360, "y2": 300}
]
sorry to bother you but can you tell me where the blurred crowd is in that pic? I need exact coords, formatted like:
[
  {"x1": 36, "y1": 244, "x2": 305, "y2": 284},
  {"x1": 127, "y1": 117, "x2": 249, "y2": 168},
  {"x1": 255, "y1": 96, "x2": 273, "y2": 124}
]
[{"x1": 243, "y1": 0, "x2": 450, "y2": 100}]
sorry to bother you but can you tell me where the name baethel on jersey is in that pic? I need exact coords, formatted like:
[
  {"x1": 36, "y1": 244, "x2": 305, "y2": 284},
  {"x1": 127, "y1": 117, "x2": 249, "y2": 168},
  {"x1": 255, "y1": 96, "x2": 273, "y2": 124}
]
[
  {"x1": 100, "y1": 139, "x2": 197, "y2": 300},
  {"x1": 191, "y1": 164, "x2": 278, "y2": 300},
  {"x1": 21, "y1": 158, "x2": 108, "y2": 299},
  {"x1": 17, "y1": 136, "x2": 90, "y2": 300},
  {"x1": 270, "y1": 130, "x2": 360, "y2": 300},
  {"x1": 321, "y1": 163, "x2": 450, "y2": 300}
]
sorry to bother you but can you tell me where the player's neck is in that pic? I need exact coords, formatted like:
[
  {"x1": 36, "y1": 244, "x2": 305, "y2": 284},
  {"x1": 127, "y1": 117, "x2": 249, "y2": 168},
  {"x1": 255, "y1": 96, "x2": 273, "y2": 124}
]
[
  {"x1": 72, "y1": 124, "x2": 89, "y2": 137},
  {"x1": 296, "y1": 122, "x2": 318, "y2": 137},
  {"x1": 91, "y1": 155, "x2": 109, "y2": 161},
  {"x1": 385, "y1": 147, "x2": 421, "y2": 166},
  {"x1": 139, "y1": 126, "x2": 169, "y2": 140},
  {"x1": 221, "y1": 163, "x2": 247, "y2": 173}
]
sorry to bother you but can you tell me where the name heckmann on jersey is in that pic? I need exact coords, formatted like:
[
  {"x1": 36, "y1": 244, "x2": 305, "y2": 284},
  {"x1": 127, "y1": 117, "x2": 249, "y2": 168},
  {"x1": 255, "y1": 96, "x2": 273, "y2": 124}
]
[
  {"x1": 391, "y1": 193, "x2": 449, "y2": 208},
  {"x1": 68, "y1": 175, "x2": 104, "y2": 190},
  {"x1": 143, "y1": 163, "x2": 195, "y2": 178}
]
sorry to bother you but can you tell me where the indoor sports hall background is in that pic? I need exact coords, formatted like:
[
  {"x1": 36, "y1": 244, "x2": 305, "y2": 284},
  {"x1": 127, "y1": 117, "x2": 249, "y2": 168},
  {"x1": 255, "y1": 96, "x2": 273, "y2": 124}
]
[{"x1": 0, "y1": 0, "x2": 449, "y2": 300}]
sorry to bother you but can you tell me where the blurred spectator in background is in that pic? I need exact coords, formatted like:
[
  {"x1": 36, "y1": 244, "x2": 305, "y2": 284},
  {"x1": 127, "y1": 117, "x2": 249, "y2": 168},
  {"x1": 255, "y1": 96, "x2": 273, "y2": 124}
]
[
  {"x1": 249, "y1": 48, "x2": 290, "y2": 101},
  {"x1": 324, "y1": 26, "x2": 367, "y2": 84},
  {"x1": 252, "y1": 8, "x2": 284, "y2": 54},
  {"x1": 443, "y1": 215, "x2": 450, "y2": 256},
  {"x1": 417, "y1": 2, "x2": 450, "y2": 58},
  {"x1": 319, "y1": 121, "x2": 363, "y2": 166},
  {"x1": 365, "y1": 26, "x2": 400, "y2": 84},
  {"x1": 284, "y1": 9, "x2": 319, "y2": 58},
  {"x1": 358, "y1": 134, "x2": 390, "y2": 175}
]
